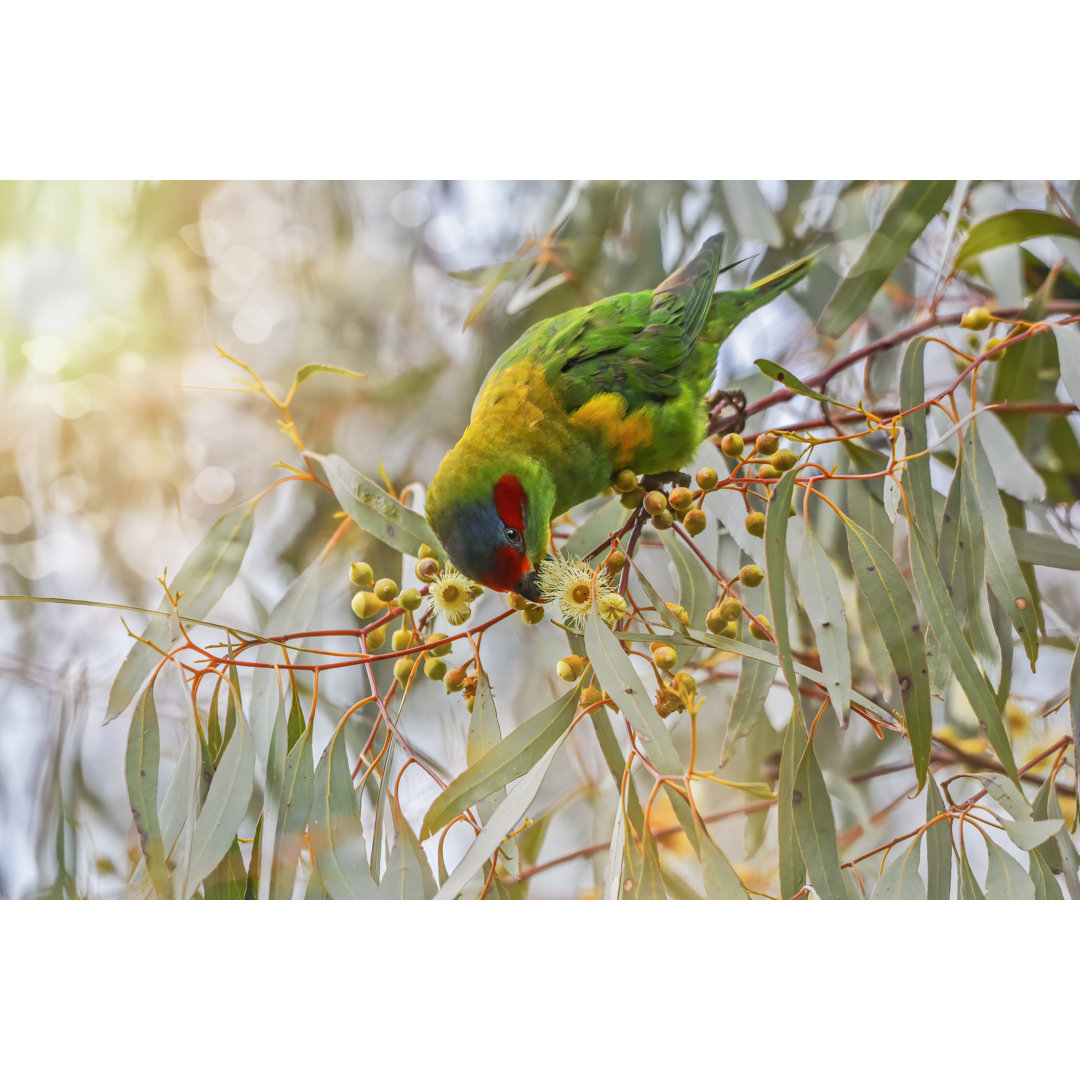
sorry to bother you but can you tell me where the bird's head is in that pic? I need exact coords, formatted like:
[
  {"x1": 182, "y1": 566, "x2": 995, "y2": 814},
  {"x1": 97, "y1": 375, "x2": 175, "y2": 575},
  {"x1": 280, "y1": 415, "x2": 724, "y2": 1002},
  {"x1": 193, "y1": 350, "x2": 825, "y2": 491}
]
[{"x1": 426, "y1": 467, "x2": 551, "y2": 601}]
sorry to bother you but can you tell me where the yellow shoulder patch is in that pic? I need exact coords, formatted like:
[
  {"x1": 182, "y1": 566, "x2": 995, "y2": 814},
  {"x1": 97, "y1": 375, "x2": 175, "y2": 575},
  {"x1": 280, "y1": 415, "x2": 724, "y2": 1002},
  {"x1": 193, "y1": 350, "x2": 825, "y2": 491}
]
[{"x1": 570, "y1": 393, "x2": 653, "y2": 466}]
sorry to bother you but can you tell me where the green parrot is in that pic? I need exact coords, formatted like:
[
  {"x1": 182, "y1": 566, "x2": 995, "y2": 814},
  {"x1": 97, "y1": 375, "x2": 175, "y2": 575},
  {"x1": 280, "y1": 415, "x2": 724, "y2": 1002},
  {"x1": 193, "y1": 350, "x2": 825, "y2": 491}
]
[{"x1": 426, "y1": 233, "x2": 813, "y2": 600}]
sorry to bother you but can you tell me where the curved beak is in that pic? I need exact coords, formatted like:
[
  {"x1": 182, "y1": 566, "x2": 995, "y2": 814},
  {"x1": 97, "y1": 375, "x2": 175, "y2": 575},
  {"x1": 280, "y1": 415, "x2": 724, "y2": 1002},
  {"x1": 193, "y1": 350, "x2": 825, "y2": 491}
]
[{"x1": 513, "y1": 566, "x2": 542, "y2": 602}]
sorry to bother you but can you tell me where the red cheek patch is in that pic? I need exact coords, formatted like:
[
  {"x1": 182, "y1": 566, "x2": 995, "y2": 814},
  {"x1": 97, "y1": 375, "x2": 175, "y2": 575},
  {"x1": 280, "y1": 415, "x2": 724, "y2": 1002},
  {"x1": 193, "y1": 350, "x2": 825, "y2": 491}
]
[
  {"x1": 479, "y1": 545, "x2": 531, "y2": 592},
  {"x1": 493, "y1": 474, "x2": 526, "y2": 533}
]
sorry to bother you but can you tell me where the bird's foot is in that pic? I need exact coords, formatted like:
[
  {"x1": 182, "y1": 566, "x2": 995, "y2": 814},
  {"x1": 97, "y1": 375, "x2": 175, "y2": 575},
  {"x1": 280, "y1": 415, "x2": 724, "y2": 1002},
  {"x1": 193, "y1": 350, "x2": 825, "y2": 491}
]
[{"x1": 706, "y1": 388, "x2": 747, "y2": 437}]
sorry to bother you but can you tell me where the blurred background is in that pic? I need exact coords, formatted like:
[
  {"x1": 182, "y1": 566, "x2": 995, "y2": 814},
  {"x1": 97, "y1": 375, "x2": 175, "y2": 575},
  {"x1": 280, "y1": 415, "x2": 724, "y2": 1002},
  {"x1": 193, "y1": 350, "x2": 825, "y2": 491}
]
[{"x1": 2, "y1": 180, "x2": 1076, "y2": 899}]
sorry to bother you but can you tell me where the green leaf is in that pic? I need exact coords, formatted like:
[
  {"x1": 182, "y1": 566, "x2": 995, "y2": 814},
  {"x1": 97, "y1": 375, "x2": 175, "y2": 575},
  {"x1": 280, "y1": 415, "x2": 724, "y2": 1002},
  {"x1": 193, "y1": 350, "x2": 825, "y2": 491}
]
[
  {"x1": 435, "y1": 726, "x2": 573, "y2": 900},
  {"x1": 290, "y1": 362, "x2": 364, "y2": 392},
  {"x1": 841, "y1": 513, "x2": 932, "y2": 787},
  {"x1": 635, "y1": 830, "x2": 667, "y2": 899},
  {"x1": 1002, "y1": 818, "x2": 1064, "y2": 851},
  {"x1": 107, "y1": 498, "x2": 257, "y2": 721},
  {"x1": 983, "y1": 836, "x2": 1035, "y2": 900},
  {"x1": 269, "y1": 720, "x2": 315, "y2": 900},
  {"x1": 899, "y1": 339, "x2": 938, "y2": 548},
  {"x1": 584, "y1": 608, "x2": 699, "y2": 852},
  {"x1": 981, "y1": 775, "x2": 1031, "y2": 821},
  {"x1": 317, "y1": 453, "x2": 445, "y2": 560},
  {"x1": 420, "y1": 682, "x2": 581, "y2": 840},
  {"x1": 692, "y1": 810, "x2": 749, "y2": 899},
  {"x1": 719, "y1": 653, "x2": 775, "y2": 765},
  {"x1": 201, "y1": 838, "x2": 247, "y2": 901},
  {"x1": 908, "y1": 524, "x2": 1019, "y2": 783},
  {"x1": 468, "y1": 670, "x2": 516, "y2": 874},
  {"x1": 820, "y1": 180, "x2": 954, "y2": 337},
  {"x1": 778, "y1": 718, "x2": 807, "y2": 899},
  {"x1": 1029, "y1": 849, "x2": 1064, "y2": 900},
  {"x1": 1009, "y1": 526, "x2": 1080, "y2": 571},
  {"x1": 185, "y1": 696, "x2": 255, "y2": 894},
  {"x1": 658, "y1": 527, "x2": 715, "y2": 638},
  {"x1": 791, "y1": 740, "x2": 847, "y2": 899},
  {"x1": 955, "y1": 209, "x2": 1080, "y2": 265},
  {"x1": 309, "y1": 719, "x2": 379, "y2": 899},
  {"x1": 964, "y1": 425, "x2": 1039, "y2": 668},
  {"x1": 604, "y1": 805, "x2": 627, "y2": 900},
  {"x1": 754, "y1": 359, "x2": 852, "y2": 411},
  {"x1": 797, "y1": 520, "x2": 851, "y2": 726},
  {"x1": 937, "y1": 466, "x2": 968, "y2": 619},
  {"x1": 871, "y1": 836, "x2": 926, "y2": 899},
  {"x1": 125, "y1": 684, "x2": 170, "y2": 898},
  {"x1": 959, "y1": 846, "x2": 985, "y2": 900},
  {"x1": 765, "y1": 468, "x2": 805, "y2": 725},
  {"x1": 1042, "y1": 779, "x2": 1080, "y2": 899},
  {"x1": 925, "y1": 776, "x2": 952, "y2": 900},
  {"x1": 383, "y1": 799, "x2": 437, "y2": 900},
  {"x1": 1031, "y1": 774, "x2": 1064, "y2": 873}
]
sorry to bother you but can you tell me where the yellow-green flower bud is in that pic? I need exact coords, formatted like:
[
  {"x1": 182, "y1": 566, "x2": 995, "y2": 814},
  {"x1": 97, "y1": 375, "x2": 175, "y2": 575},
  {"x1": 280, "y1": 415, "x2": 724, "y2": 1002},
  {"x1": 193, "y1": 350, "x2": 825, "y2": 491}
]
[
  {"x1": 719, "y1": 621, "x2": 737, "y2": 639},
  {"x1": 668, "y1": 487, "x2": 694, "y2": 512},
  {"x1": 613, "y1": 468, "x2": 639, "y2": 493},
  {"x1": 426, "y1": 632, "x2": 452, "y2": 657},
  {"x1": 705, "y1": 607, "x2": 728, "y2": 635},
  {"x1": 392, "y1": 628, "x2": 413, "y2": 652},
  {"x1": 696, "y1": 466, "x2": 719, "y2": 490},
  {"x1": 674, "y1": 672, "x2": 697, "y2": 696},
  {"x1": 557, "y1": 654, "x2": 588, "y2": 682},
  {"x1": 349, "y1": 561, "x2": 374, "y2": 589},
  {"x1": 620, "y1": 488, "x2": 645, "y2": 509},
  {"x1": 984, "y1": 337, "x2": 1006, "y2": 359},
  {"x1": 651, "y1": 644, "x2": 678, "y2": 671},
  {"x1": 755, "y1": 432, "x2": 780, "y2": 456},
  {"x1": 642, "y1": 490, "x2": 668, "y2": 516},
  {"x1": 603, "y1": 549, "x2": 626, "y2": 575},
  {"x1": 739, "y1": 564, "x2": 765, "y2": 587},
  {"x1": 444, "y1": 666, "x2": 466, "y2": 693},
  {"x1": 758, "y1": 463, "x2": 782, "y2": 480},
  {"x1": 579, "y1": 685, "x2": 606, "y2": 709},
  {"x1": 394, "y1": 657, "x2": 414, "y2": 685},
  {"x1": 398, "y1": 587, "x2": 422, "y2": 611},
  {"x1": 417, "y1": 543, "x2": 438, "y2": 561},
  {"x1": 651, "y1": 509, "x2": 675, "y2": 530},
  {"x1": 374, "y1": 578, "x2": 398, "y2": 603},
  {"x1": 665, "y1": 602, "x2": 690, "y2": 627},
  {"x1": 960, "y1": 306, "x2": 992, "y2": 331},
  {"x1": 415, "y1": 558, "x2": 440, "y2": 583},
  {"x1": 749, "y1": 615, "x2": 772, "y2": 640},
  {"x1": 718, "y1": 597, "x2": 743, "y2": 622},
  {"x1": 521, "y1": 603, "x2": 545, "y2": 625},
  {"x1": 424, "y1": 656, "x2": 447, "y2": 681},
  {"x1": 720, "y1": 433, "x2": 744, "y2": 458},
  {"x1": 366, "y1": 624, "x2": 386, "y2": 650},
  {"x1": 351, "y1": 591, "x2": 381, "y2": 619},
  {"x1": 745, "y1": 511, "x2": 766, "y2": 537},
  {"x1": 770, "y1": 449, "x2": 798, "y2": 472},
  {"x1": 682, "y1": 508, "x2": 707, "y2": 536}
]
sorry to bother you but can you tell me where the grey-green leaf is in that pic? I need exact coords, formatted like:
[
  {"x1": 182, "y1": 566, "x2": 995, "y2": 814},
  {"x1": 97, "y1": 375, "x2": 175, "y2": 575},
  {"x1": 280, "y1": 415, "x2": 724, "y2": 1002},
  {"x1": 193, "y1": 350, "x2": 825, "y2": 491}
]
[
  {"x1": 765, "y1": 468, "x2": 805, "y2": 724},
  {"x1": 1029, "y1": 849, "x2": 1064, "y2": 900},
  {"x1": 125, "y1": 684, "x2": 170, "y2": 898},
  {"x1": 693, "y1": 811, "x2": 749, "y2": 899},
  {"x1": 955, "y1": 209, "x2": 1080, "y2": 265},
  {"x1": 842, "y1": 513, "x2": 932, "y2": 786},
  {"x1": 820, "y1": 180, "x2": 954, "y2": 337},
  {"x1": 270, "y1": 720, "x2": 315, "y2": 900},
  {"x1": 185, "y1": 699, "x2": 255, "y2": 894},
  {"x1": 925, "y1": 776, "x2": 952, "y2": 900},
  {"x1": 720, "y1": 655, "x2": 775, "y2": 765},
  {"x1": 908, "y1": 524, "x2": 1019, "y2": 783},
  {"x1": 421, "y1": 682, "x2": 581, "y2": 840},
  {"x1": 107, "y1": 498, "x2": 257, "y2": 721},
  {"x1": 1002, "y1": 818, "x2": 1064, "y2": 851},
  {"x1": 792, "y1": 740, "x2": 847, "y2": 899},
  {"x1": 871, "y1": 836, "x2": 926, "y2": 899},
  {"x1": 983, "y1": 836, "x2": 1035, "y2": 900},
  {"x1": 798, "y1": 521, "x2": 851, "y2": 726},
  {"x1": 310, "y1": 720, "x2": 379, "y2": 899},
  {"x1": 318, "y1": 453, "x2": 445, "y2": 560},
  {"x1": 778, "y1": 718, "x2": 807, "y2": 899}
]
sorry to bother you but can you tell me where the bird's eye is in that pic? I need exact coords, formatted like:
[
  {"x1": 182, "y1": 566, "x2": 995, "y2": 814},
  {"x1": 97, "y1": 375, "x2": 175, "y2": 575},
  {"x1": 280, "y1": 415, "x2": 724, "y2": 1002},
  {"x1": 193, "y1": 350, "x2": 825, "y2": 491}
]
[{"x1": 504, "y1": 527, "x2": 522, "y2": 547}]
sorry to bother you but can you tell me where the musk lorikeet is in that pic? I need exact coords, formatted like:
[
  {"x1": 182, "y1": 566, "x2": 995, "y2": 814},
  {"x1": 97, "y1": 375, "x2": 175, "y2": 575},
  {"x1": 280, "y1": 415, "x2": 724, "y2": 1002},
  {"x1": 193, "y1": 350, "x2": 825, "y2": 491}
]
[{"x1": 426, "y1": 233, "x2": 813, "y2": 600}]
